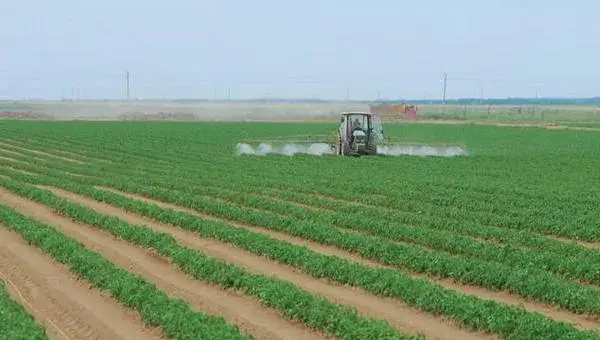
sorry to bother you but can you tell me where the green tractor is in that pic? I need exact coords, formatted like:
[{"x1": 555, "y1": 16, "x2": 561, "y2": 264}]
[
  {"x1": 234, "y1": 111, "x2": 468, "y2": 157},
  {"x1": 334, "y1": 112, "x2": 385, "y2": 156}
]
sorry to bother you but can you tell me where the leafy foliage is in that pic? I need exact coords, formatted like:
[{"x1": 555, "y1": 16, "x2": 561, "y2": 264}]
[
  {"x1": 1, "y1": 120, "x2": 600, "y2": 340},
  {"x1": 0, "y1": 177, "x2": 411, "y2": 340},
  {"x1": 0, "y1": 280, "x2": 48, "y2": 340},
  {"x1": 0, "y1": 202, "x2": 252, "y2": 340}
]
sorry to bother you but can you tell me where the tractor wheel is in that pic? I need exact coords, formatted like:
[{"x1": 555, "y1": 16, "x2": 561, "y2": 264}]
[{"x1": 341, "y1": 142, "x2": 351, "y2": 156}]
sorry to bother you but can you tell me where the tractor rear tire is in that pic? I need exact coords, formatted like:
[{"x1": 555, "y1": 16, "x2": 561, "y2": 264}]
[{"x1": 341, "y1": 142, "x2": 350, "y2": 156}]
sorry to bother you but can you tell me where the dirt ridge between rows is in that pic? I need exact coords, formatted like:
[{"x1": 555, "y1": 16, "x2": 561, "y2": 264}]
[
  {"x1": 0, "y1": 156, "x2": 20, "y2": 163},
  {"x1": 0, "y1": 138, "x2": 113, "y2": 164},
  {"x1": 43, "y1": 185, "x2": 490, "y2": 340},
  {"x1": 0, "y1": 187, "x2": 325, "y2": 340},
  {"x1": 249, "y1": 188, "x2": 600, "y2": 263},
  {"x1": 94, "y1": 185, "x2": 600, "y2": 332},
  {"x1": 0, "y1": 141, "x2": 85, "y2": 164},
  {"x1": 0, "y1": 166, "x2": 38, "y2": 177},
  {"x1": 0, "y1": 226, "x2": 162, "y2": 340},
  {"x1": 309, "y1": 191, "x2": 600, "y2": 250}
]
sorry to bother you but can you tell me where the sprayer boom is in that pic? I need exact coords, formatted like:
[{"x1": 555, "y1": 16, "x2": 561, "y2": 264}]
[{"x1": 235, "y1": 111, "x2": 468, "y2": 157}]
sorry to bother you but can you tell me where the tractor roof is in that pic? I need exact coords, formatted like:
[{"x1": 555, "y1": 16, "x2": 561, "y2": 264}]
[{"x1": 340, "y1": 111, "x2": 375, "y2": 116}]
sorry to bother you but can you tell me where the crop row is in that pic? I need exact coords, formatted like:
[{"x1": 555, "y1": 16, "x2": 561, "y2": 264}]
[
  {"x1": 86, "y1": 173, "x2": 600, "y2": 313},
  {"x1": 0, "y1": 139, "x2": 89, "y2": 163},
  {"x1": 2, "y1": 142, "x2": 596, "y2": 243},
  {"x1": 0, "y1": 203, "x2": 251, "y2": 340},
  {"x1": 14, "y1": 159, "x2": 600, "y2": 311},
  {"x1": 0, "y1": 176, "x2": 410, "y2": 340},
  {"x1": 0, "y1": 279, "x2": 48, "y2": 340},
  {"x1": 1, "y1": 131, "x2": 588, "y2": 212},
  {"x1": 3, "y1": 164, "x2": 600, "y2": 317},
  {"x1": 99, "y1": 171, "x2": 593, "y2": 278},
  {"x1": 4, "y1": 154, "x2": 599, "y2": 274},
  {"x1": 190, "y1": 180, "x2": 600, "y2": 282},
  {"x1": 2, "y1": 169, "x2": 598, "y2": 340},
  {"x1": 3, "y1": 130, "x2": 595, "y2": 227}
]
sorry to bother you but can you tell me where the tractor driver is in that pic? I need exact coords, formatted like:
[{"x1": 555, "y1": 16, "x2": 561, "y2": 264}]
[{"x1": 352, "y1": 118, "x2": 362, "y2": 131}]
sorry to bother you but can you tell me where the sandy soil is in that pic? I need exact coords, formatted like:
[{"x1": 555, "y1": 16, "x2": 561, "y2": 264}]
[
  {"x1": 1, "y1": 138, "x2": 600, "y2": 338},
  {"x1": 311, "y1": 191, "x2": 600, "y2": 251},
  {"x1": 45, "y1": 185, "x2": 485, "y2": 340},
  {"x1": 0, "y1": 156, "x2": 20, "y2": 163},
  {"x1": 546, "y1": 235, "x2": 600, "y2": 250},
  {"x1": 0, "y1": 166, "x2": 38, "y2": 177},
  {"x1": 0, "y1": 187, "x2": 325, "y2": 340},
  {"x1": 0, "y1": 141, "x2": 85, "y2": 164},
  {"x1": 0, "y1": 227, "x2": 162, "y2": 340},
  {"x1": 94, "y1": 186, "x2": 600, "y2": 332}
]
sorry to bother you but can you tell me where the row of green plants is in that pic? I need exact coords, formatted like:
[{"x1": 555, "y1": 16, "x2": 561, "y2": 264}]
[
  {"x1": 4, "y1": 151, "x2": 597, "y2": 276},
  {"x1": 0, "y1": 176, "x2": 412, "y2": 340},
  {"x1": 0, "y1": 280, "x2": 48, "y2": 340},
  {"x1": 0, "y1": 203, "x2": 251, "y2": 340},
  {"x1": 0, "y1": 130, "x2": 587, "y2": 214},
  {"x1": 2, "y1": 141, "x2": 598, "y2": 253},
  {"x1": 2, "y1": 169, "x2": 598, "y2": 340},
  {"x1": 1, "y1": 132, "x2": 595, "y2": 242},
  {"x1": 2, "y1": 163, "x2": 600, "y2": 317},
  {"x1": 5, "y1": 132, "x2": 596, "y2": 244},
  {"x1": 182, "y1": 180, "x2": 600, "y2": 285}
]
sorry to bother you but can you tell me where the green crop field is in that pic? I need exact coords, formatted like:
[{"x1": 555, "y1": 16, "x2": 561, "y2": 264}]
[{"x1": 0, "y1": 119, "x2": 599, "y2": 340}]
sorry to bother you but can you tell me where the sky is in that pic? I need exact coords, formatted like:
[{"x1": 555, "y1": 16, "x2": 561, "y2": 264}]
[{"x1": 1, "y1": 0, "x2": 598, "y2": 100}]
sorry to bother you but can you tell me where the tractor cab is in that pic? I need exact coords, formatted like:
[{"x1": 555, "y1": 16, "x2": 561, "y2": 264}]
[{"x1": 337, "y1": 112, "x2": 384, "y2": 156}]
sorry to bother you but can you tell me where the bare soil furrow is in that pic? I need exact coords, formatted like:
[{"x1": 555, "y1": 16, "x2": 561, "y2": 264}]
[
  {"x1": 258, "y1": 192, "x2": 330, "y2": 212},
  {"x1": 0, "y1": 187, "x2": 324, "y2": 340},
  {"x1": 45, "y1": 185, "x2": 488, "y2": 340},
  {"x1": 0, "y1": 156, "x2": 20, "y2": 163},
  {"x1": 0, "y1": 150, "x2": 47, "y2": 165},
  {"x1": 548, "y1": 235, "x2": 600, "y2": 250},
  {"x1": 0, "y1": 226, "x2": 162, "y2": 340},
  {"x1": 0, "y1": 141, "x2": 86, "y2": 164},
  {"x1": 97, "y1": 186, "x2": 348, "y2": 256},
  {"x1": 95, "y1": 186, "x2": 600, "y2": 332},
  {"x1": 309, "y1": 190, "x2": 600, "y2": 252},
  {"x1": 64, "y1": 171, "x2": 90, "y2": 178},
  {"x1": 310, "y1": 192, "x2": 377, "y2": 209},
  {"x1": 0, "y1": 166, "x2": 38, "y2": 176}
]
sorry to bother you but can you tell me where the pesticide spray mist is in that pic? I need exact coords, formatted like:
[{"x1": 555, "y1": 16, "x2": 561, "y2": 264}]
[
  {"x1": 235, "y1": 142, "x2": 468, "y2": 157},
  {"x1": 235, "y1": 143, "x2": 334, "y2": 156},
  {"x1": 376, "y1": 145, "x2": 468, "y2": 157}
]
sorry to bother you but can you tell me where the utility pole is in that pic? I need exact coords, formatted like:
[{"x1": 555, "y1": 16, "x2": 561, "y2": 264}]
[
  {"x1": 126, "y1": 70, "x2": 130, "y2": 100},
  {"x1": 480, "y1": 86, "x2": 483, "y2": 103},
  {"x1": 442, "y1": 72, "x2": 448, "y2": 104},
  {"x1": 533, "y1": 91, "x2": 538, "y2": 117}
]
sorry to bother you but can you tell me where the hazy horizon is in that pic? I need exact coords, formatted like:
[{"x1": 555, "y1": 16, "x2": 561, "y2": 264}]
[{"x1": 1, "y1": 1, "x2": 598, "y2": 100}]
